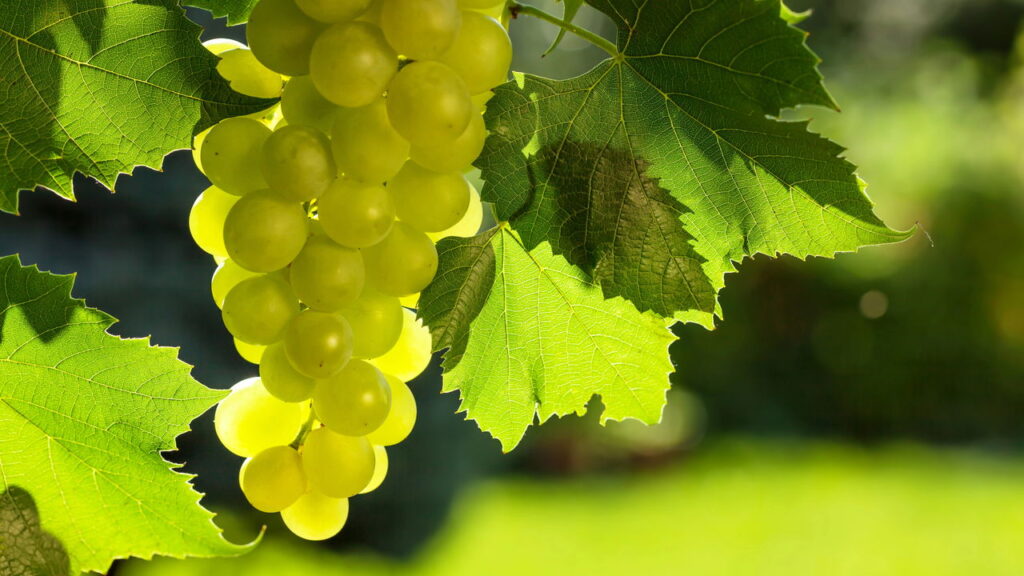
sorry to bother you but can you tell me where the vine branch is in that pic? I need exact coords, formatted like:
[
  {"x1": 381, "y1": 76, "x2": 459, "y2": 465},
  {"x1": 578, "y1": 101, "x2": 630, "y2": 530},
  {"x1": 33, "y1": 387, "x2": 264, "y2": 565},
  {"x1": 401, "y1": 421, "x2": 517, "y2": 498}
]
[{"x1": 508, "y1": 2, "x2": 619, "y2": 58}]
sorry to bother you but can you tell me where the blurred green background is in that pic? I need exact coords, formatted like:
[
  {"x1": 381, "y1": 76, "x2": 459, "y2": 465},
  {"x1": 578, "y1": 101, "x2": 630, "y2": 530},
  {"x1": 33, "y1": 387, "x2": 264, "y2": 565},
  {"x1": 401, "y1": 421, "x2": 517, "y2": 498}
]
[{"x1": 3, "y1": 0, "x2": 1024, "y2": 573}]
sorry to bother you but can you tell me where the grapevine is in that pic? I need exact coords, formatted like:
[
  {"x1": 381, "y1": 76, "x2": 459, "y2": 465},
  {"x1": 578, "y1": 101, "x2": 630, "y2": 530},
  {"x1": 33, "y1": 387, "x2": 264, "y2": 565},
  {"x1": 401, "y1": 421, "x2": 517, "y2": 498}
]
[{"x1": 188, "y1": 0, "x2": 510, "y2": 540}]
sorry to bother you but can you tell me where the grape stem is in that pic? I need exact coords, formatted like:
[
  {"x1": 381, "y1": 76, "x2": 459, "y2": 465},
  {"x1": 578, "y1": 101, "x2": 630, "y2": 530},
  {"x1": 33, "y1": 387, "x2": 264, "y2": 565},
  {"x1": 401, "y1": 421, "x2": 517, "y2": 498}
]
[{"x1": 508, "y1": 2, "x2": 619, "y2": 58}]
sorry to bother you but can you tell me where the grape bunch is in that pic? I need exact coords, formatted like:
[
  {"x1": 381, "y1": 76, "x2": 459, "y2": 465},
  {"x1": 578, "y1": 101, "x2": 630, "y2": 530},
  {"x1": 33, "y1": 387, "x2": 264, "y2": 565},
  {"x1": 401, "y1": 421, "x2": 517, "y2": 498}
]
[{"x1": 187, "y1": 0, "x2": 511, "y2": 540}]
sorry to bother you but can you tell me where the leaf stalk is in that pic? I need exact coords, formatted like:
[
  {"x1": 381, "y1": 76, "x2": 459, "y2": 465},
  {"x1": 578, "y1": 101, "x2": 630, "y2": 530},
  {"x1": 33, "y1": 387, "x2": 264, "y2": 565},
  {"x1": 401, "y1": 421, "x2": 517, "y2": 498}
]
[{"x1": 508, "y1": 2, "x2": 619, "y2": 58}]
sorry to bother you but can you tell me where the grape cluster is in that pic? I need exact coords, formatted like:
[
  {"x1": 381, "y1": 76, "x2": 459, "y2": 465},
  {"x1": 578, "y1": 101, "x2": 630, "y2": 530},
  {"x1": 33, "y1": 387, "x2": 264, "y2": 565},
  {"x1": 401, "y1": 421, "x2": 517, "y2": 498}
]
[{"x1": 188, "y1": 0, "x2": 511, "y2": 540}]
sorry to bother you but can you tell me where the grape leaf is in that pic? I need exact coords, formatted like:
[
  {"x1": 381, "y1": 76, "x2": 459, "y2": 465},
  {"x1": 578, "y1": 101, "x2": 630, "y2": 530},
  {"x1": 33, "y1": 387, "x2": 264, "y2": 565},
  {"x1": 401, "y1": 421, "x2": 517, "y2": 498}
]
[
  {"x1": 0, "y1": 0, "x2": 272, "y2": 214},
  {"x1": 480, "y1": 0, "x2": 912, "y2": 324},
  {"x1": 420, "y1": 227, "x2": 676, "y2": 451},
  {"x1": 0, "y1": 256, "x2": 253, "y2": 575},
  {"x1": 184, "y1": 0, "x2": 259, "y2": 25}
]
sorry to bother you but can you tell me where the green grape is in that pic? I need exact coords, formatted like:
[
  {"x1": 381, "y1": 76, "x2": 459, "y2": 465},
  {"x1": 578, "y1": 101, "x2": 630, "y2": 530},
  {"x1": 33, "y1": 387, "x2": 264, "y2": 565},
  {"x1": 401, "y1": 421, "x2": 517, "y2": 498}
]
[
  {"x1": 439, "y1": 11, "x2": 512, "y2": 94},
  {"x1": 239, "y1": 446, "x2": 306, "y2": 512},
  {"x1": 301, "y1": 427, "x2": 375, "y2": 497},
  {"x1": 214, "y1": 377, "x2": 309, "y2": 457},
  {"x1": 217, "y1": 47, "x2": 284, "y2": 98},
  {"x1": 192, "y1": 126, "x2": 212, "y2": 173},
  {"x1": 386, "y1": 61, "x2": 473, "y2": 145},
  {"x1": 366, "y1": 375, "x2": 416, "y2": 445},
  {"x1": 247, "y1": 0, "x2": 324, "y2": 76},
  {"x1": 222, "y1": 275, "x2": 299, "y2": 345},
  {"x1": 363, "y1": 222, "x2": 438, "y2": 296},
  {"x1": 379, "y1": 0, "x2": 461, "y2": 60},
  {"x1": 281, "y1": 76, "x2": 340, "y2": 132},
  {"x1": 313, "y1": 360, "x2": 391, "y2": 436},
  {"x1": 471, "y1": 90, "x2": 494, "y2": 112},
  {"x1": 261, "y1": 125, "x2": 337, "y2": 202},
  {"x1": 260, "y1": 342, "x2": 316, "y2": 402},
  {"x1": 317, "y1": 179, "x2": 395, "y2": 248},
  {"x1": 223, "y1": 189, "x2": 308, "y2": 272},
  {"x1": 356, "y1": 0, "x2": 382, "y2": 24},
  {"x1": 409, "y1": 111, "x2": 485, "y2": 173},
  {"x1": 290, "y1": 235, "x2": 365, "y2": 311},
  {"x1": 331, "y1": 98, "x2": 410, "y2": 183},
  {"x1": 428, "y1": 182, "x2": 483, "y2": 240},
  {"x1": 189, "y1": 186, "x2": 238, "y2": 258},
  {"x1": 390, "y1": 161, "x2": 471, "y2": 233},
  {"x1": 200, "y1": 117, "x2": 271, "y2": 195},
  {"x1": 212, "y1": 259, "x2": 260, "y2": 308},
  {"x1": 284, "y1": 311, "x2": 353, "y2": 378},
  {"x1": 340, "y1": 291, "x2": 403, "y2": 359},
  {"x1": 360, "y1": 445, "x2": 388, "y2": 494},
  {"x1": 310, "y1": 22, "x2": 397, "y2": 108},
  {"x1": 235, "y1": 338, "x2": 266, "y2": 364},
  {"x1": 295, "y1": 0, "x2": 369, "y2": 22},
  {"x1": 370, "y1": 309, "x2": 433, "y2": 380},
  {"x1": 203, "y1": 38, "x2": 245, "y2": 55},
  {"x1": 281, "y1": 491, "x2": 349, "y2": 541}
]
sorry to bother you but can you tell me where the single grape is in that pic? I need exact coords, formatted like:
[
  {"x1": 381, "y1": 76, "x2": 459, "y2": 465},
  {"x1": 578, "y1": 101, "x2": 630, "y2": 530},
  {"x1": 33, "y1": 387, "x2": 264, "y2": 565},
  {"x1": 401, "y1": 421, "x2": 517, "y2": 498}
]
[
  {"x1": 247, "y1": 0, "x2": 324, "y2": 76},
  {"x1": 223, "y1": 189, "x2": 308, "y2": 272},
  {"x1": 409, "y1": 112, "x2": 485, "y2": 174},
  {"x1": 260, "y1": 342, "x2": 316, "y2": 402},
  {"x1": 363, "y1": 222, "x2": 438, "y2": 296},
  {"x1": 200, "y1": 118, "x2": 271, "y2": 195},
  {"x1": 331, "y1": 98, "x2": 410, "y2": 183},
  {"x1": 301, "y1": 427, "x2": 375, "y2": 497},
  {"x1": 386, "y1": 61, "x2": 473, "y2": 145},
  {"x1": 222, "y1": 275, "x2": 299, "y2": 345},
  {"x1": 239, "y1": 446, "x2": 306, "y2": 512},
  {"x1": 310, "y1": 22, "x2": 397, "y2": 108},
  {"x1": 295, "y1": 0, "x2": 369, "y2": 22},
  {"x1": 390, "y1": 161, "x2": 471, "y2": 233},
  {"x1": 360, "y1": 445, "x2": 388, "y2": 494},
  {"x1": 281, "y1": 75, "x2": 339, "y2": 132},
  {"x1": 370, "y1": 309, "x2": 433, "y2": 381},
  {"x1": 428, "y1": 182, "x2": 483, "y2": 240},
  {"x1": 235, "y1": 338, "x2": 266, "y2": 364},
  {"x1": 261, "y1": 125, "x2": 337, "y2": 202},
  {"x1": 366, "y1": 375, "x2": 416, "y2": 445},
  {"x1": 340, "y1": 291, "x2": 403, "y2": 358},
  {"x1": 317, "y1": 179, "x2": 395, "y2": 248},
  {"x1": 189, "y1": 186, "x2": 238, "y2": 258},
  {"x1": 216, "y1": 47, "x2": 285, "y2": 98},
  {"x1": 211, "y1": 259, "x2": 260, "y2": 308},
  {"x1": 214, "y1": 377, "x2": 309, "y2": 457},
  {"x1": 313, "y1": 360, "x2": 391, "y2": 436},
  {"x1": 284, "y1": 311, "x2": 353, "y2": 378},
  {"x1": 290, "y1": 235, "x2": 365, "y2": 311},
  {"x1": 379, "y1": 0, "x2": 461, "y2": 60},
  {"x1": 281, "y1": 491, "x2": 349, "y2": 541},
  {"x1": 203, "y1": 38, "x2": 245, "y2": 55},
  {"x1": 439, "y1": 11, "x2": 512, "y2": 95}
]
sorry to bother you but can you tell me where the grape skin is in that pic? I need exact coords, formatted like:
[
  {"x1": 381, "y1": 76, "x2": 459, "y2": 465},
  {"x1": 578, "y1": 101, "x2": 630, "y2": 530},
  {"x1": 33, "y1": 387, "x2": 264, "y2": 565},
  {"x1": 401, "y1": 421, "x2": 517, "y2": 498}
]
[
  {"x1": 317, "y1": 179, "x2": 396, "y2": 248},
  {"x1": 295, "y1": 0, "x2": 370, "y2": 22},
  {"x1": 189, "y1": 186, "x2": 237, "y2": 258},
  {"x1": 363, "y1": 222, "x2": 439, "y2": 297},
  {"x1": 409, "y1": 111, "x2": 485, "y2": 174},
  {"x1": 302, "y1": 427, "x2": 375, "y2": 498},
  {"x1": 439, "y1": 11, "x2": 513, "y2": 95},
  {"x1": 223, "y1": 189, "x2": 308, "y2": 273},
  {"x1": 281, "y1": 491, "x2": 349, "y2": 541},
  {"x1": 390, "y1": 161, "x2": 471, "y2": 233},
  {"x1": 340, "y1": 291, "x2": 404, "y2": 359},
  {"x1": 214, "y1": 378, "x2": 308, "y2": 457},
  {"x1": 247, "y1": 0, "x2": 324, "y2": 76},
  {"x1": 216, "y1": 48, "x2": 284, "y2": 99},
  {"x1": 331, "y1": 98, "x2": 410, "y2": 183},
  {"x1": 283, "y1": 311, "x2": 354, "y2": 379},
  {"x1": 370, "y1": 309, "x2": 434, "y2": 381},
  {"x1": 313, "y1": 359, "x2": 391, "y2": 436},
  {"x1": 281, "y1": 76, "x2": 340, "y2": 132},
  {"x1": 261, "y1": 125, "x2": 337, "y2": 202},
  {"x1": 386, "y1": 61, "x2": 473, "y2": 145},
  {"x1": 221, "y1": 275, "x2": 299, "y2": 345},
  {"x1": 428, "y1": 182, "x2": 484, "y2": 241},
  {"x1": 310, "y1": 22, "x2": 397, "y2": 108},
  {"x1": 211, "y1": 259, "x2": 259, "y2": 309},
  {"x1": 290, "y1": 235, "x2": 365, "y2": 312},
  {"x1": 360, "y1": 446, "x2": 389, "y2": 494},
  {"x1": 239, "y1": 446, "x2": 306, "y2": 512},
  {"x1": 380, "y1": 0, "x2": 462, "y2": 60},
  {"x1": 200, "y1": 118, "x2": 271, "y2": 195},
  {"x1": 259, "y1": 342, "x2": 316, "y2": 402},
  {"x1": 366, "y1": 375, "x2": 417, "y2": 446}
]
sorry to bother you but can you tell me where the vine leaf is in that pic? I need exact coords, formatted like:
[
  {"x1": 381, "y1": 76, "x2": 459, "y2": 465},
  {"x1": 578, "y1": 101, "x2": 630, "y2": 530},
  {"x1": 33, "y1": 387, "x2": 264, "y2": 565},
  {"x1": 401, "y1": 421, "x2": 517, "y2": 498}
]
[
  {"x1": 479, "y1": 0, "x2": 912, "y2": 325},
  {"x1": 0, "y1": 256, "x2": 254, "y2": 575},
  {"x1": 0, "y1": 0, "x2": 272, "y2": 214},
  {"x1": 184, "y1": 0, "x2": 259, "y2": 25},
  {"x1": 420, "y1": 228, "x2": 676, "y2": 451}
]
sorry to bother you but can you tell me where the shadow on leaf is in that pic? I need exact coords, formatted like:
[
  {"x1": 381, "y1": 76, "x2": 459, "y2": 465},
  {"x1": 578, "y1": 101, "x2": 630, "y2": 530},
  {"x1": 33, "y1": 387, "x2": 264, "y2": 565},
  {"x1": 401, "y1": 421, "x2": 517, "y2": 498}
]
[{"x1": 0, "y1": 486, "x2": 70, "y2": 576}]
